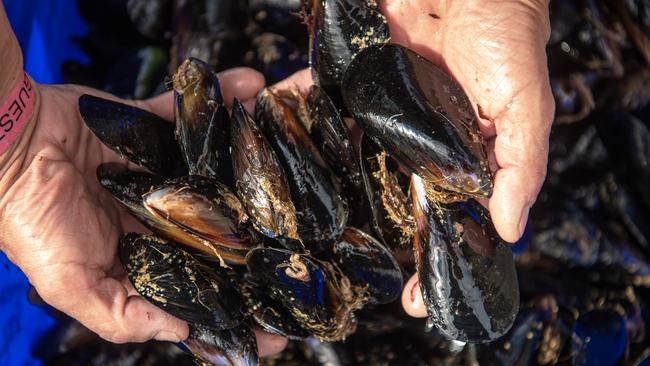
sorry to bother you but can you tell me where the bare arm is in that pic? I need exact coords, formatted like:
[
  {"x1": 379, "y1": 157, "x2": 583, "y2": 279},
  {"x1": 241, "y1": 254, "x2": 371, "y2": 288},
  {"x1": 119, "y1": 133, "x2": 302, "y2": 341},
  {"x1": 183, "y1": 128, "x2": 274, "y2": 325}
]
[{"x1": 0, "y1": 2, "x2": 39, "y2": 187}]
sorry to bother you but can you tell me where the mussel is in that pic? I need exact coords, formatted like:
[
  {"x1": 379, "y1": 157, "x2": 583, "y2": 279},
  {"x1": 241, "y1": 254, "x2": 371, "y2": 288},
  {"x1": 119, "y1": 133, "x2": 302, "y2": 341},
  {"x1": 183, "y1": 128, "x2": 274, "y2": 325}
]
[
  {"x1": 305, "y1": 86, "x2": 363, "y2": 213},
  {"x1": 143, "y1": 175, "x2": 253, "y2": 264},
  {"x1": 173, "y1": 58, "x2": 233, "y2": 182},
  {"x1": 246, "y1": 247, "x2": 365, "y2": 341},
  {"x1": 330, "y1": 227, "x2": 403, "y2": 304},
  {"x1": 230, "y1": 98, "x2": 299, "y2": 242},
  {"x1": 99, "y1": 165, "x2": 252, "y2": 265},
  {"x1": 181, "y1": 325, "x2": 258, "y2": 366},
  {"x1": 256, "y1": 88, "x2": 348, "y2": 252},
  {"x1": 343, "y1": 44, "x2": 493, "y2": 201},
  {"x1": 410, "y1": 174, "x2": 519, "y2": 343},
  {"x1": 119, "y1": 233, "x2": 244, "y2": 330},
  {"x1": 308, "y1": 0, "x2": 390, "y2": 95},
  {"x1": 79, "y1": 95, "x2": 186, "y2": 177}
]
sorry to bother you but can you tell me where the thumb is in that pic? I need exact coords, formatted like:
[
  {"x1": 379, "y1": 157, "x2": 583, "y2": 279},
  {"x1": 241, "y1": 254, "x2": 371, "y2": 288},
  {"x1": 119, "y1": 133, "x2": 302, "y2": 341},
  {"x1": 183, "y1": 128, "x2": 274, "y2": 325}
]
[
  {"x1": 488, "y1": 84, "x2": 554, "y2": 243},
  {"x1": 401, "y1": 273, "x2": 428, "y2": 318},
  {"x1": 38, "y1": 266, "x2": 189, "y2": 343}
]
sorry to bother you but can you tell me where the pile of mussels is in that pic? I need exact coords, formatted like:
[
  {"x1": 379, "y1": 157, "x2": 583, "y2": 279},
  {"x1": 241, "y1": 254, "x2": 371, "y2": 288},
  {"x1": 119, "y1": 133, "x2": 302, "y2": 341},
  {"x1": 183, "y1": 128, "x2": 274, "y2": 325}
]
[
  {"x1": 52, "y1": 0, "x2": 650, "y2": 365},
  {"x1": 76, "y1": 0, "x2": 519, "y2": 365}
]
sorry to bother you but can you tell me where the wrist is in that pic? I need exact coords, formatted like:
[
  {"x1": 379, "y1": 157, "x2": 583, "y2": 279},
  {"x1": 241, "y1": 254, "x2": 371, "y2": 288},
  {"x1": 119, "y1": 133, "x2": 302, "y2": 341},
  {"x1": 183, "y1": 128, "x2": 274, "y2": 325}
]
[{"x1": 0, "y1": 75, "x2": 40, "y2": 188}]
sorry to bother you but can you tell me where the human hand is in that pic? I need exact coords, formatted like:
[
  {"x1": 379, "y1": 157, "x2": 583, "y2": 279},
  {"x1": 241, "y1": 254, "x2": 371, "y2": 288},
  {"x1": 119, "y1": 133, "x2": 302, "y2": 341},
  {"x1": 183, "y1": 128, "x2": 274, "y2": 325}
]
[
  {"x1": 0, "y1": 67, "x2": 287, "y2": 354},
  {"x1": 275, "y1": 0, "x2": 554, "y2": 317},
  {"x1": 381, "y1": 0, "x2": 554, "y2": 317}
]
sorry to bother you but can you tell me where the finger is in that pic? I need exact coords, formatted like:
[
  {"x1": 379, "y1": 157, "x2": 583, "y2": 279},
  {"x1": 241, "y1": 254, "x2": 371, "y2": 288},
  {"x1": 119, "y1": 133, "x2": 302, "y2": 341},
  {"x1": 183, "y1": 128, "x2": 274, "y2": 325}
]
[
  {"x1": 271, "y1": 69, "x2": 313, "y2": 94},
  {"x1": 40, "y1": 266, "x2": 189, "y2": 344},
  {"x1": 252, "y1": 329, "x2": 288, "y2": 356},
  {"x1": 219, "y1": 67, "x2": 266, "y2": 108},
  {"x1": 401, "y1": 273, "x2": 427, "y2": 318},
  {"x1": 489, "y1": 89, "x2": 554, "y2": 243}
]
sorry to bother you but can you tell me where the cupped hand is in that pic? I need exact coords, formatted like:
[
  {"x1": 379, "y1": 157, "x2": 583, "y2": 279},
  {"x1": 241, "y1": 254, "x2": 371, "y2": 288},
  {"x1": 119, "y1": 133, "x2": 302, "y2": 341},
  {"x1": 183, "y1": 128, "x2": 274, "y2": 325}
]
[
  {"x1": 275, "y1": 0, "x2": 554, "y2": 318},
  {"x1": 383, "y1": 0, "x2": 555, "y2": 317},
  {"x1": 0, "y1": 67, "x2": 287, "y2": 354}
]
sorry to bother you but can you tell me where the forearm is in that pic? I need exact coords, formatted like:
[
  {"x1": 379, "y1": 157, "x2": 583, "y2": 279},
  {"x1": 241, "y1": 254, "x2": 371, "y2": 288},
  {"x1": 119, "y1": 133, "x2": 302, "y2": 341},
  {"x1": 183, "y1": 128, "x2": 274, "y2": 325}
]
[
  {"x1": 0, "y1": 2, "x2": 39, "y2": 184},
  {"x1": 0, "y1": 3, "x2": 23, "y2": 100}
]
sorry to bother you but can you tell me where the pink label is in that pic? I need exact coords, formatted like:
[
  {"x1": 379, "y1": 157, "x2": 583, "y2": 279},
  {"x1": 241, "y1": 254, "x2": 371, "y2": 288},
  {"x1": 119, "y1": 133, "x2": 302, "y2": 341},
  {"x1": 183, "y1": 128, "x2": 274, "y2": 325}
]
[{"x1": 0, "y1": 72, "x2": 35, "y2": 154}]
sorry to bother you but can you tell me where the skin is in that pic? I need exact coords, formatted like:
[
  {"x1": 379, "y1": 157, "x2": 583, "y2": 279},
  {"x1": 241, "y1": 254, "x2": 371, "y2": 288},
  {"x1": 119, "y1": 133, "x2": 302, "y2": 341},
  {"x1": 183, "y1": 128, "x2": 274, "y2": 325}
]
[{"x1": 276, "y1": 0, "x2": 554, "y2": 317}]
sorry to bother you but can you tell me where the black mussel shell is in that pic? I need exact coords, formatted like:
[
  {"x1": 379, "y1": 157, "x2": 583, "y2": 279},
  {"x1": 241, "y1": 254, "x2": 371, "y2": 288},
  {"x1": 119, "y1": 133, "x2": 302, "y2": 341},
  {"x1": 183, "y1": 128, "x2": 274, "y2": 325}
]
[
  {"x1": 181, "y1": 324, "x2": 258, "y2": 366},
  {"x1": 331, "y1": 227, "x2": 403, "y2": 304},
  {"x1": 240, "y1": 278, "x2": 310, "y2": 340},
  {"x1": 308, "y1": 0, "x2": 390, "y2": 92},
  {"x1": 343, "y1": 44, "x2": 493, "y2": 200},
  {"x1": 119, "y1": 233, "x2": 244, "y2": 330},
  {"x1": 306, "y1": 85, "x2": 364, "y2": 220},
  {"x1": 230, "y1": 98, "x2": 300, "y2": 242},
  {"x1": 359, "y1": 136, "x2": 414, "y2": 250},
  {"x1": 172, "y1": 58, "x2": 233, "y2": 182},
  {"x1": 246, "y1": 247, "x2": 363, "y2": 341},
  {"x1": 256, "y1": 88, "x2": 348, "y2": 252},
  {"x1": 79, "y1": 95, "x2": 186, "y2": 177},
  {"x1": 143, "y1": 175, "x2": 252, "y2": 265},
  {"x1": 410, "y1": 174, "x2": 519, "y2": 343}
]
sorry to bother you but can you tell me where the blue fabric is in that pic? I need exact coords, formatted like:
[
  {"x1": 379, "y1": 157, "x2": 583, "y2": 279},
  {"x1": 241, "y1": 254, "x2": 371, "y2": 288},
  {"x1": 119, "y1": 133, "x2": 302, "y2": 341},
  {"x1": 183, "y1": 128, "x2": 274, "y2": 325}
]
[
  {"x1": 4, "y1": 0, "x2": 89, "y2": 84},
  {"x1": 1, "y1": 1, "x2": 89, "y2": 365}
]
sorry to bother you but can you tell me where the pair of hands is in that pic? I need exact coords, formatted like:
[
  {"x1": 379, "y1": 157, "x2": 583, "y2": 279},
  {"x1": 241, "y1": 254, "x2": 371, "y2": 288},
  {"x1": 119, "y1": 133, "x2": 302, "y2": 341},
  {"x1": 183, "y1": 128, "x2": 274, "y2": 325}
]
[{"x1": 0, "y1": 0, "x2": 553, "y2": 352}]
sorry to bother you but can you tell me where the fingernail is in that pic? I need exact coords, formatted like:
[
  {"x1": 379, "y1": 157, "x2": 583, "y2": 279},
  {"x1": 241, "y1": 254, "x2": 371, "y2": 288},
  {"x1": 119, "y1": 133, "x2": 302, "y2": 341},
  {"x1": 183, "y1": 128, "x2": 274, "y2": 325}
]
[{"x1": 153, "y1": 330, "x2": 184, "y2": 343}]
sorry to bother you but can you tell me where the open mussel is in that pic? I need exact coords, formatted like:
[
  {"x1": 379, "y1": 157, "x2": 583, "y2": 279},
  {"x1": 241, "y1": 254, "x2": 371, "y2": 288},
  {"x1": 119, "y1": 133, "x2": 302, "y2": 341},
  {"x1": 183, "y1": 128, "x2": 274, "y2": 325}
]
[
  {"x1": 119, "y1": 233, "x2": 244, "y2": 330},
  {"x1": 181, "y1": 324, "x2": 258, "y2": 366},
  {"x1": 410, "y1": 174, "x2": 519, "y2": 343},
  {"x1": 98, "y1": 164, "x2": 251, "y2": 265},
  {"x1": 230, "y1": 98, "x2": 299, "y2": 242},
  {"x1": 143, "y1": 175, "x2": 253, "y2": 263},
  {"x1": 256, "y1": 88, "x2": 348, "y2": 252},
  {"x1": 79, "y1": 95, "x2": 186, "y2": 177},
  {"x1": 246, "y1": 247, "x2": 365, "y2": 341},
  {"x1": 343, "y1": 44, "x2": 492, "y2": 201},
  {"x1": 173, "y1": 58, "x2": 233, "y2": 182}
]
